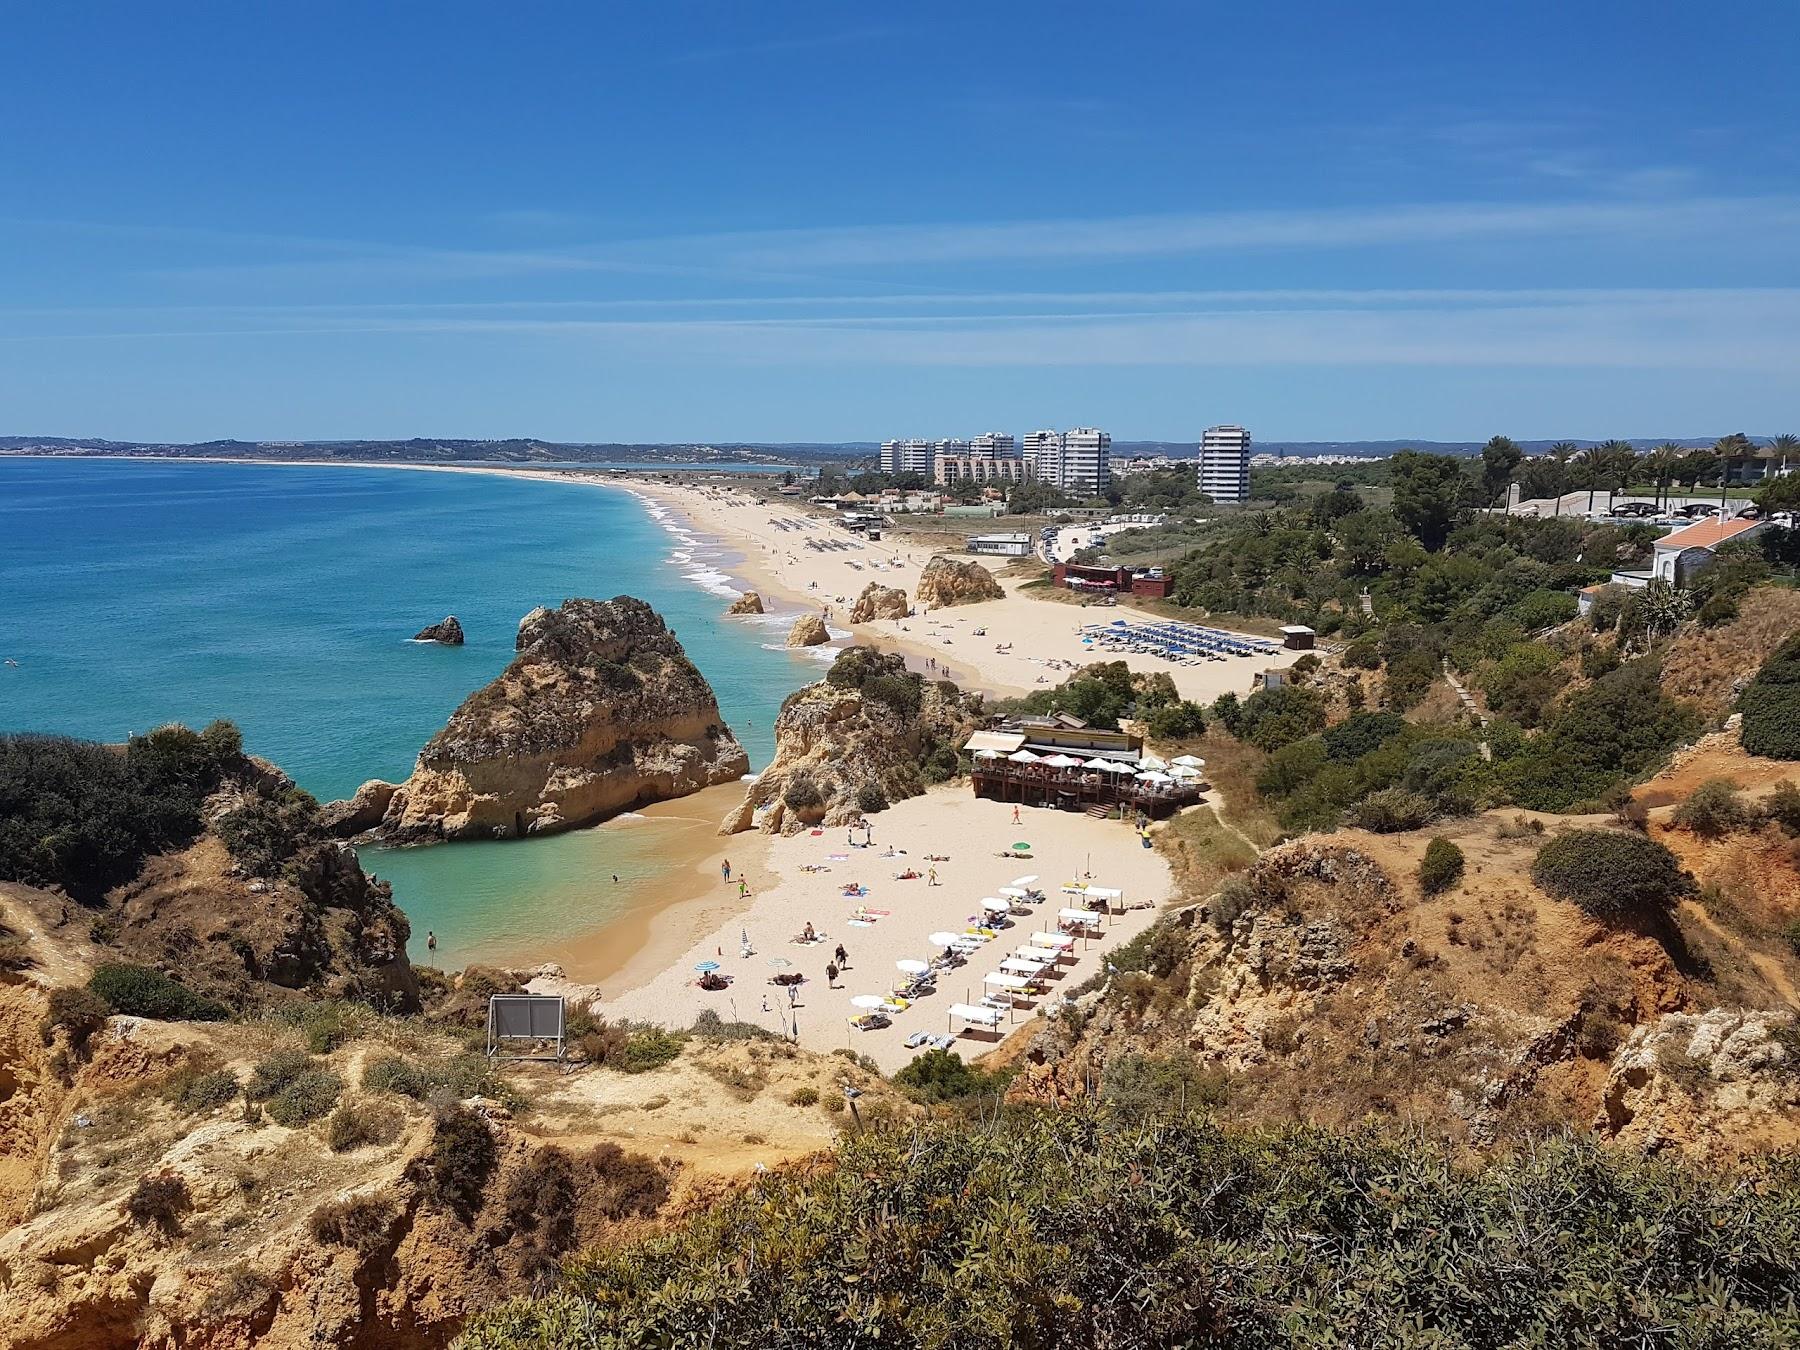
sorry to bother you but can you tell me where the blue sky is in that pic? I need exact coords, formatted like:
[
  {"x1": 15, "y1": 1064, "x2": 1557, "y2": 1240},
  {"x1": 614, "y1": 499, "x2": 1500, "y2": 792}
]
[{"x1": 3, "y1": 2, "x2": 1797, "y2": 444}]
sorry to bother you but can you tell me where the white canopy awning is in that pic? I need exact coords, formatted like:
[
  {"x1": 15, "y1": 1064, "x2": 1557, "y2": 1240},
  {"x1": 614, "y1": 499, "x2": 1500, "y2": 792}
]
[
  {"x1": 963, "y1": 731, "x2": 1027, "y2": 754},
  {"x1": 1001, "y1": 958, "x2": 1049, "y2": 975},
  {"x1": 1020, "y1": 947, "x2": 1066, "y2": 964},
  {"x1": 948, "y1": 1003, "x2": 1003, "y2": 1026},
  {"x1": 1059, "y1": 907, "x2": 1103, "y2": 924},
  {"x1": 983, "y1": 971, "x2": 1031, "y2": 989},
  {"x1": 1032, "y1": 932, "x2": 1077, "y2": 949},
  {"x1": 1083, "y1": 886, "x2": 1123, "y2": 900}
]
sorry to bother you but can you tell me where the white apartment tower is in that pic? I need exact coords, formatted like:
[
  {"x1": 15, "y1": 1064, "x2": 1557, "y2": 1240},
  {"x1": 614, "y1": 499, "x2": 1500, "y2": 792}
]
[
  {"x1": 969, "y1": 431, "x2": 1016, "y2": 461},
  {"x1": 1197, "y1": 425, "x2": 1251, "y2": 504},
  {"x1": 1022, "y1": 429, "x2": 1062, "y2": 483},
  {"x1": 879, "y1": 439, "x2": 936, "y2": 477},
  {"x1": 1058, "y1": 427, "x2": 1112, "y2": 496}
]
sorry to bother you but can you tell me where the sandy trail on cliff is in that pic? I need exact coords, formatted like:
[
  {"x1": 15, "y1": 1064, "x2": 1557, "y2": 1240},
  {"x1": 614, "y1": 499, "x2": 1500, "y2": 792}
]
[
  {"x1": 622, "y1": 479, "x2": 1297, "y2": 704},
  {"x1": 601, "y1": 785, "x2": 1175, "y2": 1074}
]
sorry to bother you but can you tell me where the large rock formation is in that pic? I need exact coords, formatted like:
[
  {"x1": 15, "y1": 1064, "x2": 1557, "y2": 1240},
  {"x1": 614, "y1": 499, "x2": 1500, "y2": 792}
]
[
  {"x1": 848, "y1": 582, "x2": 910, "y2": 623},
  {"x1": 412, "y1": 615, "x2": 465, "y2": 645},
  {"x1": 915, "y1": 556, "x2": 1004, "y2": 608},
  {"x1": 722, "y1": 647, "x2": 982, "y2": 835},
  {"x1": 353, "y1": 597, "x2": 748, "y2": 842},
  {"x1": 786, "y1": 613, "x2": 830, "y2": 647},
  {"x1": 727, "y1": 591, "x2": 765, "y2": 615}
]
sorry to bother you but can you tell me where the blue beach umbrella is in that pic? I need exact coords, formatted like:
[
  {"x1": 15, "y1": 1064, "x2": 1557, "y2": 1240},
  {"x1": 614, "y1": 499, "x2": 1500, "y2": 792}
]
[{"x1": 695, "y1": 961, "x2": 721, "y2": 973}]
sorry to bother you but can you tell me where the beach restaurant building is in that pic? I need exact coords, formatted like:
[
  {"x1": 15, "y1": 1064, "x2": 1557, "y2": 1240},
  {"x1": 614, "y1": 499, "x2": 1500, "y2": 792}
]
[
  {"x1": 964, "y1": 716, "x2": 1203, "y2": 818},
  {"x1": 1049, "y1": 561, "x2": 1173, "y2": 599}
]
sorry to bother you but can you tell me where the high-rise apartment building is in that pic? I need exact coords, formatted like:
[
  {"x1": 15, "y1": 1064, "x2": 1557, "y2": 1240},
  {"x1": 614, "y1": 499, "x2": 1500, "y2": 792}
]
[
  {"x1": 1058, "y1": 427, "x2": 1112, "y2": 496},
  {"x1": 1022, "y1": 429, "x2": 1062, "y2": 483},
  {"x1": 968, "y1": 431, "x2": 1017, "y2": 461},
  {"x1": 878, "y1": 439, "x2": 936, "y2": 477},
  {"x1": 1197, "y1": 425, "x2": 1251, "y2": 504}
]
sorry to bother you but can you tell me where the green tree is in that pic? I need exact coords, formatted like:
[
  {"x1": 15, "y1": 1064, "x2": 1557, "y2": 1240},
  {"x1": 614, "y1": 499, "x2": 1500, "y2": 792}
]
[
  {"x1": 1480, "y1": 436, "x2": 1523, "y2": 509},
  {"x1": 1545, "y1": 442, "x2": 1579, "y2": 515},
  {"x1": 1389, "y1": 451, "x2": 1468, "y2": 551}
]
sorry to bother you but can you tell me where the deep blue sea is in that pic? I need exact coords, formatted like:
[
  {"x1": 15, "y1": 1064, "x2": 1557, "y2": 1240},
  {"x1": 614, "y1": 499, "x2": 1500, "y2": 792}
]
[{"x1": 0, "y1": 458, "x2": 819, "y2": 969}]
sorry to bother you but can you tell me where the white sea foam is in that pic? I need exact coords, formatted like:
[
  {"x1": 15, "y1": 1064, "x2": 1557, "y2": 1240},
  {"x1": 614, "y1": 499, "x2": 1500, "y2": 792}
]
[{"x1": 684, "y1": 567, "x2": 741, "y2": 597}]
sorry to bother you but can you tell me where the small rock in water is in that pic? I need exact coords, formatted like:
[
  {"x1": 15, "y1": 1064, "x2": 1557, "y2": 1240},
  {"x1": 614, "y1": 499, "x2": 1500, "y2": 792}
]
[{"x1": 412, "y1": 615, "x2": 465, "y2": 645}]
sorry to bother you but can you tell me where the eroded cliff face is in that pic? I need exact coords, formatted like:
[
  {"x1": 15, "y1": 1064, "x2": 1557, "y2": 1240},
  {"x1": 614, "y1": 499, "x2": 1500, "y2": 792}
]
[
  {"x1": 359, "y1": 598, "x2": 748, "y2": 842},
  {"x1": 721, "y1": 647, "x2": 981, "y2": 835},
  {"x1": 914, "y1": 557, "x2": 1003, "y2": 609}
]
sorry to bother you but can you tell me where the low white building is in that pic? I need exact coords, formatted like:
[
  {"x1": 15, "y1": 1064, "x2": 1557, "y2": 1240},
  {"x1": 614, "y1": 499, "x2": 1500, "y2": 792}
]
[
  {"x1": 1649, "y1": 517, "x2": 1765, "y2": 585},
  {"x1": 966, "y1": 533, "x2": 1034, "y2": 557}
]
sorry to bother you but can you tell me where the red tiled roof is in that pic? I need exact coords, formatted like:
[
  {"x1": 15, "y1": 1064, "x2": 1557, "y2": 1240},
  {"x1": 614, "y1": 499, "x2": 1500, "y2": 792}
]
[{"x1": 1654, "y1": 517, "x2": 1762, "y2": 550}]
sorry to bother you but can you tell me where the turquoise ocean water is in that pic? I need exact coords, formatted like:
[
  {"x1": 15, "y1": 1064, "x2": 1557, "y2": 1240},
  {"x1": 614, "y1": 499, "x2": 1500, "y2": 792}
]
[{"x1": 0, "y1": 458, "x2": 821, "y2": 970}]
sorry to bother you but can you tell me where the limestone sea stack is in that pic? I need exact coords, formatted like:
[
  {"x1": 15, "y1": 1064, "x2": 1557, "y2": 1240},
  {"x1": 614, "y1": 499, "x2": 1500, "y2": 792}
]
[
  {"x1": 350, "y1": 597, "x2": 748, "y2": 842},
  {"x1": 848, "y1": 582, "x2": 910, "y2": 623},
  {"x1": 412, "y1": 615, "x2": 465, "y2": 645},
  {"x1": 915, "y1": 556, "x2": 1004, "y2": 608},
  {"x1": 786, "y1": 613, "x2": 830, "y2": 646},
  {"x1": 722, "y1": 647, "x2": 981, "y2": 835},
  {"x1": 727, "y1": 591, "x2": 765, "y2": 615}
]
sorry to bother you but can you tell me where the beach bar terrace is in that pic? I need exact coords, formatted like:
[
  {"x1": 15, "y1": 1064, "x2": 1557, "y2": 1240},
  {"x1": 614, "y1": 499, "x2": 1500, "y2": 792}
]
[{"x1": 964, "y1": 718, "x2": 1205, "y2": 818}]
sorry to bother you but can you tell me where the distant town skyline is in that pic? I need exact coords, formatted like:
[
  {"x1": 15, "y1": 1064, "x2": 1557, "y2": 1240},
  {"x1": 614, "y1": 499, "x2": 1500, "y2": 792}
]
[{"x1": 2, "y1": 4, "x2": 1796, "y2": 441}]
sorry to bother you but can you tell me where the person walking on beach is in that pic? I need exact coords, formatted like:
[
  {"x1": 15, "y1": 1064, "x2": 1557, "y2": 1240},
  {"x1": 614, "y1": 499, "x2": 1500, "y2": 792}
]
[
  {"x1": 825, "y1": 961, "x2": 839, "y2": 988},
  {"x1": 834, "y1": 942, "x2": 849, "y2": 969},
  {"x1": 722, "y1": 859, "x2": 732, "y2": 882},
  {"x1": 738, "y1": 878, "x2": 750, "y2": 899},
  {"x1": 1012, "y1": 804, "x2": 1021, "y2": 826},
  {"x1": 928, "y1": 867, "x2": 938, "y2": 887}
]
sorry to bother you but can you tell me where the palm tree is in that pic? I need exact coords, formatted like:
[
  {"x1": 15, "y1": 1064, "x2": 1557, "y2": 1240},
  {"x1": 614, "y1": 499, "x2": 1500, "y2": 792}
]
[
  {"x1": 1546, "y1": 441, "x2": 1579, "y2": 516},
  {"x1": 1771, "y1": 433, "x2": 1799, "y2": 478},
  {"x1": 1714, "y1": 432, "x2": 1756, "y2": 512},
  {"x1": 1596, "y1": 439, "x2": 1636, "y2": 513},
  {"x1": 1645, "y1": 443, "x2": 1683, "y2": 511},
  {"x1": 1577, "y1": 446, "x2": 1602, "y2": 516}
]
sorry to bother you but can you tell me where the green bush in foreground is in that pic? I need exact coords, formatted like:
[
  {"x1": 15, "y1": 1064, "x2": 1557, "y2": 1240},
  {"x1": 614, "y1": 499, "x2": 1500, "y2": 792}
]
[
  {"x1": 88, "y1": 963, "x2": 229, "y2": 1022},
  {"x1": 892, "y1": 1049, "x2": 1012, "y2": 1105},
  {"x1": 461, "y1": 1111, "x2": 1800, "y2": 1349},
  {"x1": 264, "y1": 1069, "x2": 343, "y2": 1127},
  {"x1": 1531, "y1": 829, "x2": 1691, "y2": 921},
  {"x1": 1417, "y1": 837, "x2": 1465, "y2": 896}
]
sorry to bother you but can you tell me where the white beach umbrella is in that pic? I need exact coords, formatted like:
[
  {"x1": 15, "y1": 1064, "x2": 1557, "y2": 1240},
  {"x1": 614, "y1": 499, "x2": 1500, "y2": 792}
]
[
  {"x1": 974, "y1": 749, "x2": 1001, "y2": 760},
  {"x1": 997, "y1": 887, "x2": 1030, "y2": 899},
  {"x1": 928, "y1": 931, "x2": 965, "y2": 947},
  {"x1": 1168, "y1": 764, "x2": 1202, "y2": 780},
  {"x1": 849, "y1": 994, "x2": 888, "y2": 1009},
  {"x1": 1011, "y1": 875, "x2": 1039, "y2": 887},
  {"x1": 1095, "y1": 760, "x2": 1136, "y2": 774},
  {"x1": 1136, "y1": 770, "x2": 1173, "y2": 783},
  {"x1": 1040, "y1": 753, "x2": 1082, "y2": 767},
  {"x1": 1006, "y1": 749, "x2": 1041, "y2": 764},
  {"x1": 1138, "y1": 754, "x2": 1168, "y2": 771},
  {"x1": 896, "y1": 959, "x2": 931, "y2": 975},
  {"x1": 980, "y1": 897, "x2": 1010, "y2": 913},
  {"x1": 1171, "y1": 755, "x2": 1206, "y2": 768},
  {"x1": 1081, "y1": 757, "x2": 1118, "y2": 770}
]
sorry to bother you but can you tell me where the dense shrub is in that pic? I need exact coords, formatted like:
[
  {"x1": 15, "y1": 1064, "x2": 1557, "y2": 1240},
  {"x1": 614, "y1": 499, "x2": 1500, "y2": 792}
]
[
  {"x1": 786, "y1": 1086, "x2": 820, "y2": 1107},
  {"x1": 615, "y1": 1026, "x2": 687, "y2": 1073},
  {"x1": 248, "y1": 1048, "x2": 316, "y2": 1100},
  {"x1": 0, "y1": 722, "x2": 245, "y2": 901},
  {"x1": 309, "y1": 1193, "x2": 398, "y2": 1254},
  {"x1": 88, "y1": 963, "x2": 229, "y2": 1022},
  {"x1": 1256, "y1": 737, "x2": 1327, "y2": 797},
  {"x1": 327, "y1": 1098, "x2": 404, "y2": 1152},
  {"x1": 585, "y1": 1141, "x2": 671, "y2": 1221},
  {"x1": 360, "y1": 1051, "x2": 512, "y2": 1103},
  {"x1": 688, "y1": 1010, "x2": 783, "y2": 1043},
  {"x1": 1503, "y1": 662, "x2": 1699, "y2": 812},
  {"x1": 168, "y1": 1067, "x2": 241, "y2": 1113},
  {"x1": 1234, "y1": 683, "x2": 1327, "y2": 752},
  {"x1": 1506, "y1": 588, "x2": 1579, "y2": 631},
  {"x1": 1532, "y1": 829, "x2": 1692, "y2": 921},
  {"x1": 265, "y1": 1069, "x2": 344, "y2": 1127},
  {"x1": 1740, "y1": 635, "x2": 1800, "y2": 759},
  {"x1": 1348, "y1": 787, "x2": 1436, "y2": 833},
  {"x1": 781, "y1": 773, "x2": 824, "y2": 812},
  {"x1": 462, "y1": 1113, "x2": 1800, "y2": 1349},
  {"x1": 1101, "y1": 1053, "x2": 1229, "y2": 1118},
  {"x1": 1341, "y1": 635, "x2": 1382, "y2": 669},
  {"x1": 854, "y1": 781, "x2": 890, "y2": 815},
  {"x1": 502, "y1": 1146, "x2": 579, "y2": 1270},
  {"x1": 893, "y1": 1049, "x2": 1011, "y2": 1105},
  {"x1": 421, "y1": 1104, "x2": 498, "y2": 1218},
  {"x1": 1322, "y1": 711, "x2": 1407, "y2": 762},
  {"x1": 1672, "y1": 779, "x2": 1755, "y2": 837},
  {"x1": 1145, "y1": 699, "x2": 1208, "y2": 741},
  {"x1": 41, "y1": 985, "x2": 111, "y2": 1053},
  {"x1": 1208, "y1": 874, "x2": 1257, "y2": 933},
  {"x1": 125, "y1": 1171, "x2": 193, "y2": 1233},
  {"x1": 1765, "y1": 781, "x2": 1800, "y2": 836},
  {"x1": 1417, "y1": 838, "x2": 1465, "y2": 895},
  {"x1": 214, "y1": 786, "x2": 322, "y2": 878}
]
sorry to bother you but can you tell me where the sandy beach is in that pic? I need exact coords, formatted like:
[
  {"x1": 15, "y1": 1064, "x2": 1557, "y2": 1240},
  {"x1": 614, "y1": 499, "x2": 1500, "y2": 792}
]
[
  {"x1": 622, "y1": 476, "x2": 1299, "y2": 703},
  {"x1": 601, "y1": 785, "x2": 1174, "y2": 1072}
]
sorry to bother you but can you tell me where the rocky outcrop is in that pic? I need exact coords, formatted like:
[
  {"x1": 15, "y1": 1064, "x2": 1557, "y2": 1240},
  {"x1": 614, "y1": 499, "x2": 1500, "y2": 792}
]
[
  {"x1": 848, "y1": 583, "x2": 910, "y2": 623},
  {"x1": 726, "y1": 591, "x2": 765, "y2": 615},
  {"x1": 357, "y1": 597, "x2": 748, "y2": 843},
  {"x1": 412, "y1": 615, "x2": 465, "y2": 645},
  {"x1": 1595, "y1": 1008, "x2": 1800, "y2": 1151},
  {"x1": 317, "y1": 778, "x2": 398, "y2": 836},
  {"x1": 786, "y1": 613, "x2": 829, "y2": 647},
  {"x1": 915, "y1": 556, "x2": 1004, "y2": 608},
  {"x1": 722, "y1": 647, "x2": 981, "y2": 835}
]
